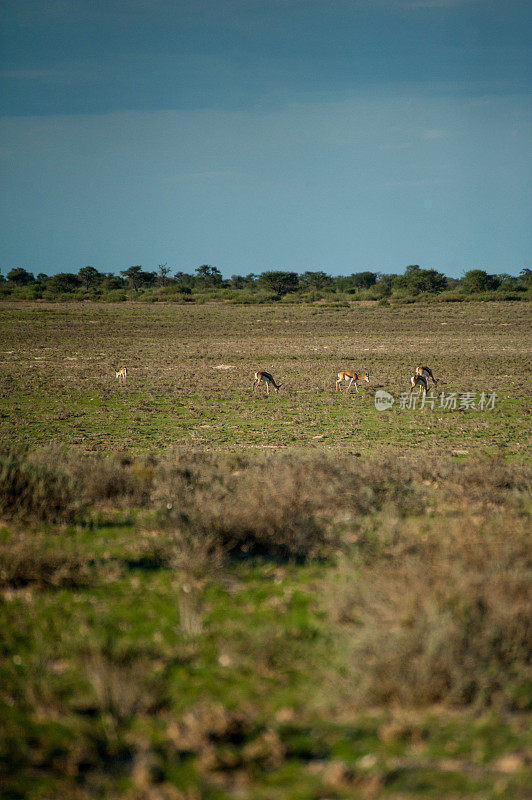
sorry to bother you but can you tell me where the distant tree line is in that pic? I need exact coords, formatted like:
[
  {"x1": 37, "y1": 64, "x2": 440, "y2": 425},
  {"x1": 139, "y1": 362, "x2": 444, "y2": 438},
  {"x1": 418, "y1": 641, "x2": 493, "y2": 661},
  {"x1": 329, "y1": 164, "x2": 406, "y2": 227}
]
[{"x1": 1, "y1": 263, "x2": 530, "y2": 303}]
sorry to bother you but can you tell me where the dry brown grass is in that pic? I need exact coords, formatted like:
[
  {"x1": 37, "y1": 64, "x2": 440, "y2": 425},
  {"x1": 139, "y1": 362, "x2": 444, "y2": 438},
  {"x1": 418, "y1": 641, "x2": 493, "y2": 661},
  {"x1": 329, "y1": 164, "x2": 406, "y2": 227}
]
[
  {"x1": 0, "y1": 527, "x2": 94, "y2": 588},
  {"x1": 321, "y1": 508, "x2": 531, "y2": 712},
  {"x1": 72, "y1": 453, "x2": 154, "y2": 506},
  {"x1": 0, "y1": 450, "x2": 78, "y2": 522},
  {"x1": 151, "y1": 451, "x2": 440, "y2": 560}
]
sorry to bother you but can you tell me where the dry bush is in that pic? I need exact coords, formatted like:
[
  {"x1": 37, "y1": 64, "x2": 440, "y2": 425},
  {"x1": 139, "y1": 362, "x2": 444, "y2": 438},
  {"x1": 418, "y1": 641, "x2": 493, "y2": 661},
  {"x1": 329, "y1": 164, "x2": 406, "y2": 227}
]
[
  {"x1": 152, "y1": 452, "x2": 530, "y2": 563},
  {"x1": 71, "y1": 454, "x2": 153, "y2": 506},
  {"x1": 414, "y1": 457, "x2": 530, "y2": 512},
  {"x1": 31, "y1": 447, "x2": 155, "y2": 507},
  {"x1": 323, "y1": 510, "x2": 531, "y2": 711},
  {"x1": 0, "y1": 450, "x2": 78, "y2": 522},
  {"x1": 0, "y1": 448, "x2": 155, "y2": 526},
  {"x1": 152, "y1": 452, "x2": 427, "y2": 561},
  {"x1": 0, "y1": 526, "x2": 94, "y2": 588}
]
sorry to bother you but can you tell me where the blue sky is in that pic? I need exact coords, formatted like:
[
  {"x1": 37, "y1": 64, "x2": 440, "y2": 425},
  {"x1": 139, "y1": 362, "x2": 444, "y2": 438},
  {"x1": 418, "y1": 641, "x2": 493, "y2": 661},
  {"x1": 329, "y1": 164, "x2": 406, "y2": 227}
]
[{"x1": 1, "y1": 0, "x2": 531, "y2": 278}]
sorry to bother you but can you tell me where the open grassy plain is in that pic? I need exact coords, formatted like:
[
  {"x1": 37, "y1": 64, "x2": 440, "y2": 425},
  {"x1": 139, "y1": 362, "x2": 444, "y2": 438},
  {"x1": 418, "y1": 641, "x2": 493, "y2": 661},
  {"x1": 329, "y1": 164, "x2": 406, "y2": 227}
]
[
  {"x1": 0, "y1": 300, "x2": 530, "y2": 457},
  {"x1": 0, "y1": 301, "x2": 531, "y2": 800}
]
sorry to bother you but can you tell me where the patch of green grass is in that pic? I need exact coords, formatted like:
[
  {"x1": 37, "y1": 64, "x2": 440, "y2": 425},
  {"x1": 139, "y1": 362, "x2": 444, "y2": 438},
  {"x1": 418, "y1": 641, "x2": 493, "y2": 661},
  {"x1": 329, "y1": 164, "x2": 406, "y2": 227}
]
[{"x1": 2, "y1": 507, "x2": 531, "y2": 798}]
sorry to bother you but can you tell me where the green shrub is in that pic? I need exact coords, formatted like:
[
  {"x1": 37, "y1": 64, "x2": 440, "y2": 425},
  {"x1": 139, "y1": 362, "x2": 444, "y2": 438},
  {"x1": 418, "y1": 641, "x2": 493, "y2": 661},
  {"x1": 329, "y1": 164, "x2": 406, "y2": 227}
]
[
  {"x1": 439, "y1": 292, "x2": 465, "y2": 302},
  {"x1": 231, "y1": 290, "x2": 277, "y2": 304},
  {"x1": 106, "y1": 290, "x2": 127, "y2": 302}
]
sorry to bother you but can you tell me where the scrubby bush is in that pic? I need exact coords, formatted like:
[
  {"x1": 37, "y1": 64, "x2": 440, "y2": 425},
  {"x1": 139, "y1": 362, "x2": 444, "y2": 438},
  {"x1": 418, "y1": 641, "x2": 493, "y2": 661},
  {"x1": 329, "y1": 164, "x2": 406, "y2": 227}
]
[
  {"x1": 151, "y1": 453, "x2": 431, "y2": 560},
  {"x1": 153, "y1": 453, "x2": 340, "y2": 559},
  {"x1": 106, "y1": 289, "x2": 127, "y2": 302},
  {"x1": 0, "y1": 527, "x2": 93, "y2": 588},
  {"x1": 0, "y1": 451, "x2": 77, "y2": 522},
  {"x1": 71, "y1": 454, "x2": 154, "y2": 506},
  {"x1": 7, "y1": 268, "x2": 34, "y2": 285},
  {"x1": 323, "y1": 510, "x2": 531, "y2": 711},
  {"x1": 461, "y1": 269, "x2": 499, "y2": 293}
]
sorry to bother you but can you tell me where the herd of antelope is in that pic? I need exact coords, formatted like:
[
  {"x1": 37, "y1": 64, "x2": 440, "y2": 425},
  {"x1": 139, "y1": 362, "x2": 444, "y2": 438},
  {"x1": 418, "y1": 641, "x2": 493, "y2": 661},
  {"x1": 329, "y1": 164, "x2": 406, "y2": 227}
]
[
  {"x1": 251, "y1": 366, "x2": 438, "y2": 396},
  {"x1": 116, "y1": 364, "x2": 439, "y2": 396}
]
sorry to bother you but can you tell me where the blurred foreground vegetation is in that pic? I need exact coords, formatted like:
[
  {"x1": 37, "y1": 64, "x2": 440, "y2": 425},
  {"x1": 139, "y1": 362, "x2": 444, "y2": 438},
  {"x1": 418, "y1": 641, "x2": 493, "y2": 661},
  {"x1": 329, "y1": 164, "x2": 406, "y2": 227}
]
[{"x1": 1, "y1": 449, "x2": 530, "y2": 799}]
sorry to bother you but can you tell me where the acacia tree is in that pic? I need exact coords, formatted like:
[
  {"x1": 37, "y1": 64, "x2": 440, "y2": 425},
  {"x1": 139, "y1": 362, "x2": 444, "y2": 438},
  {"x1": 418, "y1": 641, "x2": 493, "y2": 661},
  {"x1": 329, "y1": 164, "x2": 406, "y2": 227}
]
[
  {"x1": 46, "y1": 273, "x2": 80, "y2": 293},
  {"x1": 351, "y1": 271, "x2": 377, "y2": 289},
  {"x1": 157, "y1": 263, "x2": 171, "y2": 285},
  {"x1": 396, "y1": 265, "x2": 447, "y2": 295},
  {"x1": 173, "y1": 271, "x2": 194, "y2": 290},
  {"x1": 519, "y1": 268, "x2": 532, "y2": 290},
  {"x1": 300, "y1": 271, "x2": 332, "y2": 290},
  {"x1": 195, "y1": 265, "x2": 223, "y2": 287},
  {"x1": 258, "y1": 270, "x2": 300, "y2": 297},
  {"x1": 334, "y1": 272, "x2": 377, "y2": 292},
  {"x1": 78, "y1": 266, "x2": 101, "y2": 289},
  {"x1": 120, "y1": 266, "x2": 146, "y2": 291},
  {"x1": 103, "y1": 273, "x2": 125, "y2": 290}
]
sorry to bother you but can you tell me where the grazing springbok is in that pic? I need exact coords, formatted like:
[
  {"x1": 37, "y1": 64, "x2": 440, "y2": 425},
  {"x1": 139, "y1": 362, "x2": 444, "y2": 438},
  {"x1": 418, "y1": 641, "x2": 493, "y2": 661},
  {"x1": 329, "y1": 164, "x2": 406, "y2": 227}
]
[
  {"x1": 410, "y1": 373, "x2": 428, "y2": 396},
  {"x1": 415, "y1": 365, "x2": 438, "y2": 386},
  {"x1": 335, "y1": 371, "x2": 370, "y2": 393},
  {"x1": 115, "y1": 366, "x2": 127, "y2": 384},
  {"x1": 252, "y1": 371, "x2": 282, "y2": 394}
]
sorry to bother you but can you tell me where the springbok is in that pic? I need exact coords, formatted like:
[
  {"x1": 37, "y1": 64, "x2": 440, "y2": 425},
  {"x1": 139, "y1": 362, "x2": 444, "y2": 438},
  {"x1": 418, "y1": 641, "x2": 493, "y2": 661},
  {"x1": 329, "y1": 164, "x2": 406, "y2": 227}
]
[
  {"x1": 410, "y1": 373, "x2": 428, "y2": 396},
  {"x1": 252, "y1": 371, "x2": 282, "y2": 394},
  {"x1": 335, "y1": 371, "x2": 370, "y2": 393},
  {"x1": 115, "y1": 366, "x2": 127, "y2": 384},
  {"x1": 415, "y1": 365, "x2": 438, "y2": 386}
]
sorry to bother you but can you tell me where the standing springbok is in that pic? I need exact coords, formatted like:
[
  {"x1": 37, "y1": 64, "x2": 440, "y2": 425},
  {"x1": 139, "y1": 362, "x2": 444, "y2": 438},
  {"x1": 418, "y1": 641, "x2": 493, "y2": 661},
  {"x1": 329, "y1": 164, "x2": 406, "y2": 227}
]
[
  {"x1": 252, "y1": 371, "x2": 282, "y2": 394},
  {"x1": 115, "y1": 366, "x2": 127, "y2": 384},
  {"x1": 335, "y1": 371, "x2": 370, "y2": 393},
  {"x1": 415, "y1": 365, "x2": 438, "y2": 386}
]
